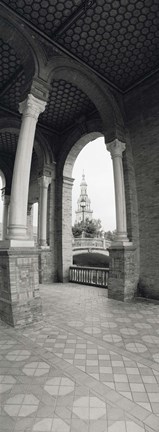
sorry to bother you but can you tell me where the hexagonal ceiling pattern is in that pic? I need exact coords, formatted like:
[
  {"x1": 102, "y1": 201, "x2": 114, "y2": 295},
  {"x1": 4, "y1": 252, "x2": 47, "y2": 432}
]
[
  {"x1": 0, "y1": 131, "x2": 18, "y2": 154},
  {"x1": 0, "y1": 38, "x2": 21, "y2": 92},
  {"x1": 1, "y1": 72, "x2": 26, "y2": 113},
  {"x1": 40, "y1": 79, "x2": 96, "y2": 130},
  {"x1": 2, "y1": 0, "x2": 159, "y2": 91},
  {"x1": 59, "y1": 0, "x2": 159, "y2": 90},
  {"x1": 4, "y1": 0, "x2": 83, "y2": 34},
  {"x1": 0, "y1": 132, "x2": 38, "y2": 173}
]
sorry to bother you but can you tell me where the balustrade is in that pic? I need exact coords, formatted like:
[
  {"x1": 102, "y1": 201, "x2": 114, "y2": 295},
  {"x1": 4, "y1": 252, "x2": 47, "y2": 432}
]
[{"x1": 69, "y1": 265, "x2": 109, "y2": 288}]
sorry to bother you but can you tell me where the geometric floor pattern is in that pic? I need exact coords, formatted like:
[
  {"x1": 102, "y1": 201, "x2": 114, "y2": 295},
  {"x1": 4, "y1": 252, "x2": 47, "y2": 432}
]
[{"x1": 1, "y1": 283, "x2": 159, "y2": 431}]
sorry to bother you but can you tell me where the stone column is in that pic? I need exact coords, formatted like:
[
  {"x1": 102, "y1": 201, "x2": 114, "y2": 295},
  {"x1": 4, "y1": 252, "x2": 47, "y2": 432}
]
[
  {"x1": 38, "y1": 164, "x2": 56, "y2": 284},
  {"x1": 2, "y1": 194, "x2": 10, "y2": 240},
  {"x1": 27, "y1": 203, "x2": 33, "y2": 240},
  {"x1": 106, "y1": 139, "x2": 137, "y2": 301},
  {"x1": 8, "y1": 94, "x2": 46, "y2": 243},
  {"x1": 38, "y1": 176, "x2": 51, "y2": 247},
  {"x1": 106, "y1": 139, "x2": 128, "y2": 244}
]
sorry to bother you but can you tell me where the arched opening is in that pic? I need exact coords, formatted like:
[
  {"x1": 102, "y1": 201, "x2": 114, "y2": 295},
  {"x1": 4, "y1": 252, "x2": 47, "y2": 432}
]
[
  {"x1": 58, "y1": 132, "x2": 116, "y2": 282},
  {"x1": 72, "y1": 136, "x2": 115, "y2": 268}
]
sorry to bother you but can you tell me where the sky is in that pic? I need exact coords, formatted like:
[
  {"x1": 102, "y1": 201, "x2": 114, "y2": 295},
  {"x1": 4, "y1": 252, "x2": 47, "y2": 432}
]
[
  {"x1": 72, "y1": 136, "x2": 116, "y2": 232},
  {"x1": 0, "y1": 137, "x2": 116, "y2": 232}
]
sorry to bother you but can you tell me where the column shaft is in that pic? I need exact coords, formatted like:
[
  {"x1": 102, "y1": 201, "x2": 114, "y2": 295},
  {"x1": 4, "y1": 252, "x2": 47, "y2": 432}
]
[
  {"x1": 8, "y1": 94, "x2": 46, "y2": 240},
  {"x1": 113, "y1": 155, "x2": 127, "y2": 236},
  {"x1": 27, "y1": 204, "x2": 33, "y2": 240},
  {"x1": 2, "y1": 195, "x2": 10, "y2": 240},
  {"x1": 38, "y1": 176, "x2": 51, "y2": 247},
  {"x1": 107, "y1": 139, "x2": 128, "y2": 243}
]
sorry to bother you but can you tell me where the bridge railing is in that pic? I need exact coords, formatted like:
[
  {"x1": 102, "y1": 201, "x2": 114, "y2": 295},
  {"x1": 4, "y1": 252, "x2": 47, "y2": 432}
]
[
  {"x1": 72, "y1": 237, "x2": 111, "y2": 250},
  {"x1": 69, "y1": 265, "x2": 109, "y2": 288}
]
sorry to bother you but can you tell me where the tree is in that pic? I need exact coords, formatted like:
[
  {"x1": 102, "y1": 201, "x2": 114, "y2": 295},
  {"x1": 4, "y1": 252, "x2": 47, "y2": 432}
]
[
  {"x1": 72, "y1": 223, "x2": 83, "y2": 238},
  {"x1": 104, "y1": 229, "x2": 116, "y2": 241},
  {"x1": 72, "y1": 218, "x2": 102, "y2": 238}
]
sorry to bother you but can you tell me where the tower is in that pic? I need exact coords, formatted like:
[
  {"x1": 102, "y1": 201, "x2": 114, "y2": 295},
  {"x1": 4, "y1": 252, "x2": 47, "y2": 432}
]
[{"x1": 75, "y1": 172, "x2": 93, "y2": 224}]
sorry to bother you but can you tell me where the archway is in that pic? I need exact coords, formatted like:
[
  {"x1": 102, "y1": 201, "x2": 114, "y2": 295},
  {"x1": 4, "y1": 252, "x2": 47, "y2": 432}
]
[
  {"x1": 72, "y1": 136, "x2": 116, "y2": 269},
  {"x1": 57, "y1": 131, "x2": 116, "y2": 282}
]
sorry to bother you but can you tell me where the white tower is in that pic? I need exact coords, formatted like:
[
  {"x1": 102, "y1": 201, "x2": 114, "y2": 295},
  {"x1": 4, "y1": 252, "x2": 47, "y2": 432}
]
[{"x1": 75, "y1": 171, "x2": 93, "y2": 224}]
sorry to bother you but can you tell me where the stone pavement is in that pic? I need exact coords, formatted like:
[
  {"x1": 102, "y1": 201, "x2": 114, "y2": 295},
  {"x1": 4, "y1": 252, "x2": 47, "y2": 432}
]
[{"x1": 1, "y1": 283, "x2": 159, "y2": 431}]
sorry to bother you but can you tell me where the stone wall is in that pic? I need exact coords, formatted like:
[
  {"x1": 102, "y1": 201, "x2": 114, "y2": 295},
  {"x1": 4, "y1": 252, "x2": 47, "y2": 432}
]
[{"x1": 124, "y1": 73, "x2": 159, "y2": 299}]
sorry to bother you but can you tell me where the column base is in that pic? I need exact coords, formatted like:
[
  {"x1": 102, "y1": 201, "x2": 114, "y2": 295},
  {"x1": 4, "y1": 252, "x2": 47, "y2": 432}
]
[
  {"x1": 7, "y1": 224, "x2": 27, "y2": 239},
  {"x1": 0, "y1": 248, "x2": 42, "y2": 328},
  {"x1": 113, "y1": 232, "x2": 130, "y2": 246},
  {"x1": 39, "y1": 240, "x2": 49, "y2": 247},
  {"x1": 0, "y1": 239, "x2": 35, "y2": 248},
  {"x1": 108, "y1": 243, "x2": 137, "y2": 302}
]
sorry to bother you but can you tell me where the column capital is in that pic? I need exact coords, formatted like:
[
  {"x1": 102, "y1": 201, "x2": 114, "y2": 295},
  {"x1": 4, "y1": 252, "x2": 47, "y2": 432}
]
[
  {"x1": 19, "y1": 94, "x2": 46, "y2": 120},
  {"x1": 106, "y1": 139, "x2": 126, "y2": 158},
  {"x1": 38, "y1": 175, "x2": 51, "y2": 189}
]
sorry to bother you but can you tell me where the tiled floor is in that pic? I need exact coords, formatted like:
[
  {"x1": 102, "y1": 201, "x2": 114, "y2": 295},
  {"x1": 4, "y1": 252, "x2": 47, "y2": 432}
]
[{"x1": 1, "y1": 284, "x2": 159, "y2": 431}]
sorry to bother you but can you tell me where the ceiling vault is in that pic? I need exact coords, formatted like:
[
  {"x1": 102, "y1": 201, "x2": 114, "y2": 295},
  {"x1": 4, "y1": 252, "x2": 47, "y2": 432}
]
[
  {"x1": 0, "y1": 0, "x2": 158, "y2": 139},
  {"x1": 0, "y1": 0, "x2": 158, "y2": 95},
  {"x1": 0, "y1": 0, "x2": 122, "y2": 93}
]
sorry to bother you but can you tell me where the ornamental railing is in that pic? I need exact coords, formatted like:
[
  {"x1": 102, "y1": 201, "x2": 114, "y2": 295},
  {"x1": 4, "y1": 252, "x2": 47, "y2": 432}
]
[
  {"x1": 72, "y1": 237, "x2": 111, "y2": 250},
  {"x1": 69, "y1": 265, "x2": 109, "y2": 288}
]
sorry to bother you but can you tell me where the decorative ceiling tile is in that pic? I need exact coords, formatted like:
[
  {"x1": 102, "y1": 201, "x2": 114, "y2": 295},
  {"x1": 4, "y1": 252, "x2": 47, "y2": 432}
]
[
  {"x1": 0, "y1": 38, "x2": 21, "y2": 92},
  {"x1": 58, "y1": 0, "x2": 159, "y2": 90},
  {"x1": 0, "y1": 0, "x2": 159, "y2": 136},
  {"x1": 2, "y1": 0, "x2": 159, "y2": 91},
  {"x1": 40, "y1": 79, "x2": 95, "y2": 130},
  {"x1": 0, "y1": 131, "x2": 18, "y2": 153},
  {"x1": 3, "y1": 0, "x2": 84, "y2": 35},
  {"x1": 1, "y1": 73, "x2": 26, "y2": 112}
]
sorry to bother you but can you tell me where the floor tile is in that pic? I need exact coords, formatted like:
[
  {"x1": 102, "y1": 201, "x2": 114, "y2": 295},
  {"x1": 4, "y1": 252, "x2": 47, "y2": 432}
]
[{"x1": 1, "y1": 283, "x2": 159, "y2": 432}]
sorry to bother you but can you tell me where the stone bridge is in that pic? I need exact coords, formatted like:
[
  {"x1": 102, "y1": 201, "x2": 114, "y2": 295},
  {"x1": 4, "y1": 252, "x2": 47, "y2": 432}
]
[{"x1": 72, "y1": 238, "x2": 111, "y2": 256}]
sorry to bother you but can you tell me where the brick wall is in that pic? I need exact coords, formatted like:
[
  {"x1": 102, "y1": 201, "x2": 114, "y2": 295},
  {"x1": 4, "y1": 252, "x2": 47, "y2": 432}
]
[
  {"x1": 124, "y1": 74, "x2": 159, "y2": 299},
  {"x1": 0, "y1": 249, "x2": 42, "y2": 327},
  {"x1": 108, "y1": 245, "x2": 137, "y2": 301}
]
